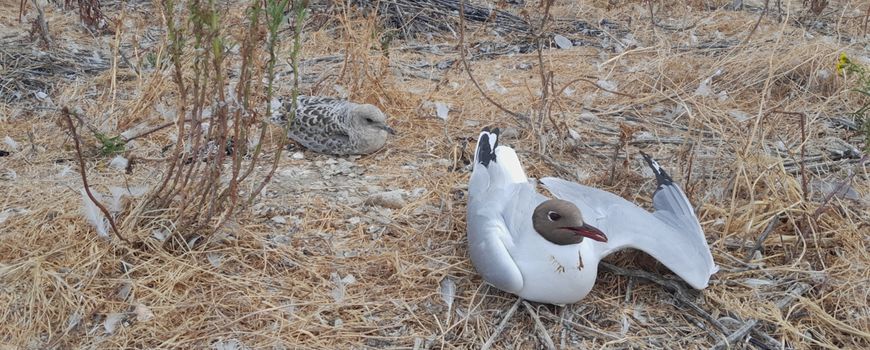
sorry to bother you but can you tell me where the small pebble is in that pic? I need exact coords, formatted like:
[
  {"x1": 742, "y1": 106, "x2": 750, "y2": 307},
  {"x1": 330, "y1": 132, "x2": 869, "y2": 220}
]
[
  {"x1": 410, "y1": 187, "x2": 427, "y2": 198},
  {"x1": 272, "y1": 235, "x2": 292, "y2": 245},
  {"x1": 436, "y1": 60, "x2": 453, "y2": 70},
  {"x1": 367, "y1": 185, "x2": 384, "y2": 196},
  {"x1": 501, "y1": 127, "x2": 520, "y2": 139},
  {"x1": 365, "y1": 190, "x2": 407, "y2": 209}
]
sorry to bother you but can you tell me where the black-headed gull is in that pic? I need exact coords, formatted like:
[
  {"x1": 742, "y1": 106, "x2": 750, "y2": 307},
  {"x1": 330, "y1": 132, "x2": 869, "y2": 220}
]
[{"x1": 466, "y1": 127, "x2": 717, "y2": 304}]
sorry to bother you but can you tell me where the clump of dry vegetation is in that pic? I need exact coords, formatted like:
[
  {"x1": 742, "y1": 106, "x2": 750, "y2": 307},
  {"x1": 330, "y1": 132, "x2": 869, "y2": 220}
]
[
  {"x1": 837, "y1": 52, "x2": 870, "y2": 152},
  {"x1": 1, "y1": 0, "x2": 868, "y2": 349},
  {"x1": 135, "y1": 0, "x2": 307, "y2": 244}
]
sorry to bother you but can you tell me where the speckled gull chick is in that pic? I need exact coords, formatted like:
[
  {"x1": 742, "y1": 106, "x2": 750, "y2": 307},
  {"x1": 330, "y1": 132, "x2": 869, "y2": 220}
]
[
  {"x1": 466, "y1": 127, "x2": 717, "y2": 305},
  {"x1": 275, "y1": 95, "x2": 395, "y2": 155}
]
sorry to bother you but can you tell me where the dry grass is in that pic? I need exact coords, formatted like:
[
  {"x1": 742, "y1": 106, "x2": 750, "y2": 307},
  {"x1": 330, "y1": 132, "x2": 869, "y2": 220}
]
[{"x1": 1, "y1": 0, "x2": 869, "y2": 349}]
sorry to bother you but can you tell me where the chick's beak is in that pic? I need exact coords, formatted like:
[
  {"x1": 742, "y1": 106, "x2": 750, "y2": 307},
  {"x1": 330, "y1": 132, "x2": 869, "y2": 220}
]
[
  {"x1": 563, "y1": 223, "x2": 608, "y2": 242},
  {"x1": 382, "y1": 124, "x2": 396, "y2": 135}
]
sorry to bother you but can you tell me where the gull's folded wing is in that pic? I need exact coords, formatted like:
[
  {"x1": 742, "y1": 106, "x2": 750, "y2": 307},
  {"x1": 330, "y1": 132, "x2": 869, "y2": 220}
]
[
  {"x1": 466, "y1": 128, "x2": 526, "y2": 293},
  {"x1": 466, "y1": 210, "x2": 524, "y2": 294}
]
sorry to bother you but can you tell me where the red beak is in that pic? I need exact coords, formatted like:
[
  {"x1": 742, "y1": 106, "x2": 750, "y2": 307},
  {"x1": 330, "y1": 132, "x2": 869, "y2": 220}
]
[{"x1": 563, "y1": 223, "x2": 608, "y2": 242}]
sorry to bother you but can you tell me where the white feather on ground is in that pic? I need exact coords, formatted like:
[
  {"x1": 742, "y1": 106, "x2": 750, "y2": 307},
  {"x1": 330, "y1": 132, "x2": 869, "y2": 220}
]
[
  {"x1": 4, "y1": 136, "x2": 19, "y2": 151},
  {"x1": 108, "y1": 186, "x2": 148, "y2": 213},
  {"x1": 109, "y1": 156, "x2": 128, "y2": 171},
  {"x1": 81, "y1": 186, "x2": 149, "y2": 238},
  {"x1": 81, "y1": 188, "x2": 108, "y2": 238}
]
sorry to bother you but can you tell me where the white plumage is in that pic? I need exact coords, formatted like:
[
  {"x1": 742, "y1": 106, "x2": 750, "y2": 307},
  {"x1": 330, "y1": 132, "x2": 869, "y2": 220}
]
[{"x1": 466, "y1": 128, "x2": 717, "y2": 304}]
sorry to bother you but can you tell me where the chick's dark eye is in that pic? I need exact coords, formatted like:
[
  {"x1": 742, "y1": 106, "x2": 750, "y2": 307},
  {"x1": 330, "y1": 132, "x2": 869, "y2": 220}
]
[
  {"x1": 365, "y1": 118, "x2": 373, "y2": 123},
  {"x1": 547, "y1": 211, "x2": 561, "y2": 221}
]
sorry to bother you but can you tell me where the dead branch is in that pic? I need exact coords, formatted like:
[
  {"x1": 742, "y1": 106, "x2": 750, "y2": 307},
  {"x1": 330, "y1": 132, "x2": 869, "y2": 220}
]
[
  {"x1": 457, "y1": 0, "x2": 527, "y2": 124},
  {"x1": 533, "y1": 0, "x2": 555, "y2": 150},
  {"x1": 745, "y1": 214, "x2": 782, "y2": 261},
  {"x1": 712, "y1": 282, "x2": 812, "y2": 350},
  {"x1": 480, "y1": 298, "x2": 521, "y2": 350},
  {"x1": 29, "y1": 0, "x2": 52, "y2": 47},
  {"x1": 600, "y1": 262, "x2": 730, "y2": 343},
  {"x1": 538, "y1": 308, "x2": 620, "y2": 341},
  {"x1": 743, "y1": 0, "x2": 770, "y2": 45},
  {"x1": 522, "y1": 301, "x2": 557, "y2": 350},
  {"x1": 123, "y1": 118, "x2": 195, "y2": 143},
  {"x1": 61, "y1": 107, "x2": 129, "y2": 243},
  {"x1": 557, "y1": 77, "x2": 637, "y2": 99}
]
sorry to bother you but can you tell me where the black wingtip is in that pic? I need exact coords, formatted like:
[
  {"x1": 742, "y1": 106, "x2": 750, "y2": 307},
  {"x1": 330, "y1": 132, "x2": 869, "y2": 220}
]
[
  {"x1": 640, "y1": 151, "x2": 674, "y2": 186},
  {"x1": 477, "y1": 127, "x2": 501, "y2": 167}
]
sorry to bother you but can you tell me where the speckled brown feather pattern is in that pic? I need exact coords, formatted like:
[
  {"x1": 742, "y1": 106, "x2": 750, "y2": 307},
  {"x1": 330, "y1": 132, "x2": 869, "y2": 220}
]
[{"x1": 275, "y1": 95, "x2": 391, "y2": 155}]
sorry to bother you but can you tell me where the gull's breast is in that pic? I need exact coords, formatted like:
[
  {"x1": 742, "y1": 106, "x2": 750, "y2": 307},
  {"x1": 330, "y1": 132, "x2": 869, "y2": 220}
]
[
  {"x1": 513, "y1": 240, "x2": 598, "y2": 304},
  {"x1": 352, "y1": 129, "x2": 389, "y2": 154}
]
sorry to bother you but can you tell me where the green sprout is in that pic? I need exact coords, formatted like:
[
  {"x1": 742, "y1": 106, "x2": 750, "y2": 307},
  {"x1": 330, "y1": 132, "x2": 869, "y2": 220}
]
[{"x1": 94, "y1": 132, "x2": 126, "y2": 156}]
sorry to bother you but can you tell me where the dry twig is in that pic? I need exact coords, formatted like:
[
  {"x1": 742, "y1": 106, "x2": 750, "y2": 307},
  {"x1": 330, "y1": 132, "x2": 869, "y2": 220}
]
[
  {"x1": 743, "y1": 0, "x2": 771, "y2": 44},
  {"x1": 480, "y1": 298, "x2": 521, "y2": 350},
  {"x1": 61, "y1": 107, "x2": 129, "y2": 243},
  {"x1": 712, "y1": 282, "x2": 812, "y2": 350},
  {"x1": 457, "y1": 0, "x2": 527, "y2": 124},
  {"x1": 600, "y1": 262, "x2": 729, "y2": 342},
  {"x1": 29, "y1": 0, "x2": 52, "y2": 47},
  {"x1": 522, "y1": 301, "x2": 557, "y2": 350},
  {"x1": 745, "y1": 214, "x2": 782, "y2": 261}
]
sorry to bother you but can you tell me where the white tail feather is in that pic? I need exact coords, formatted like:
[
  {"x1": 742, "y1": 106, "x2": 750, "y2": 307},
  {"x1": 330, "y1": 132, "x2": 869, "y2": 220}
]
[{"x1": 493, "y1": 146, "x2": 527, "y2": 184}]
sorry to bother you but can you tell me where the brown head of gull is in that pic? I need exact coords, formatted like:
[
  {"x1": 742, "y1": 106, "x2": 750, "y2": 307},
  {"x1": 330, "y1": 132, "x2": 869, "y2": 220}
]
[{"x1": 532, "y1": 199, "x2": 608, "y2": 245}]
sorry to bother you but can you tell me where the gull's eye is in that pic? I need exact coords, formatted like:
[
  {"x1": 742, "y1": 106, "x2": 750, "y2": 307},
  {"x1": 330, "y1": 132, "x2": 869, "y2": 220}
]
[
  {"x1": 365, "y1": 118, "x2": 374, "y2": 123},
  {"x1": 547, "y1": 211, "x2": 561, "y2": 221}
]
